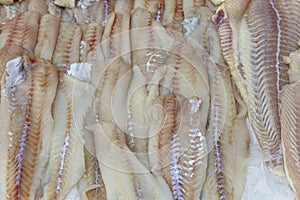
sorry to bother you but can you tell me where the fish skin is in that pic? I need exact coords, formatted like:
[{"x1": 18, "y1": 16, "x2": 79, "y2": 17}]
[
  {"x1": 0, "y1": 56, "x2": 58, "y2": 200},
  {"x1": 34, "y1": 14, "x2": 60, "y2": 61},
  {"x1": 41, "y1": 74, "x2": 95, "y2": 200}
]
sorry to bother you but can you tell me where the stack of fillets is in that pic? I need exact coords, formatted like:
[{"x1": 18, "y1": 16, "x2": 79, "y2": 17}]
[
  {"x1": 0, "y1": 0, "x2": 253, "y2": 200},
  {"x1": 213, "y1": 0, "x2": 300, "y2": 199}
]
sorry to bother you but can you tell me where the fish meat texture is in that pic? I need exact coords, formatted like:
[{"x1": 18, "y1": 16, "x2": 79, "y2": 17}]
[
  {"x1": 27, "y1": 0, "x2": 48, "y2": 15},
  {"x1": 101, "y1": 0, "x2": 116, "y2": 24},
  {"x1": 163, "y1": 0, "x2": 184, "y2": 31},
  {"x1": 77, "y1": 148, "x2": 106, "y2": 200},
  {"x1": 45, "y1": 0, "x2": 77, "y2": 21},
  {"x1": 201, "y1": 64, "x2": 249, "y2": 200},
  {"x1": 40, "y1": 73, "x2": 95, "y2": 200},
  {"x1": 215, "y1": 0, "x2": 300, "y2": 175},
  {"x1": 238, "y1": 0, "x2": 284, "y2": 174},
  {"x1": 0, "y1": 11, "x2": 39, "y2": 52},
  {"x1": 130, "y1": 7, "x2": 167, "y2": 82},
  {"x1": 54, "y1": 0, "x2": 76, "y2": 8},
  {"x1": 52, "y1": 22, "x2": 82, "y2": 70},
  {"x1": 80, "y1": 22, "x2": 104, "y2": 62},
  {"x1": 93, "y1": 58, "x2": 131, "y2": 124},
  {"x1": 125, "y1": 65, "x2": 166, "y2": 168},
  {"x1": 0, "y1": 45, "x2": 31, "y2": 92},
  {"x1": 101, "y1": 10, "x2": 131, "y2": 63},
  {"x1": 125, "y1": 65, "x2": 150, "y2": 167},
  {"x1": 161, "y1": 0, "x2": 204, "y2": 30},
  {"x1": 114, "y1": 0, "x2": 134, "y2": 13},
  {"x1": 212, "y1": 4, "x2": 249, "y2": 105},
  {"x1": 73, "y1": 0, "x2": 108, "y2": 24},
  {"x1": 0, "y1": 0, "x2": 28, "y2": 20},
  {"x1": 148, "y1": 94, "x2": 207, "y2": 200},
  {"x1": 186, "y1": 6, "x2": 225, "y2": 66},
  {"x1": 159, "y1": 29, "x2": 210, "y2": 134},
  {"x1": 34, "y1": 14, "x2": 60, "y2": 61},
  {"x1": 0, "y1": 0, "x2": 14, "y2": 4},
  {"x1": 133, "y1": 0, "x2": 164, "y2": 21},
  {"x1": 281, "y1": 49, "x2": 300, "y2": 200},
  {"x1": 91, "y1": 122, "x2": 173, "y2": 200},
  {"x1": 0, "y1": 56, "x2": 58, "y2": 200}
]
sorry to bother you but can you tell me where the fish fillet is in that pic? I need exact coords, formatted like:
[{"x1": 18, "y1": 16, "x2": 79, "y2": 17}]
[
  {"x1": 131, "y1": 8, "x2": 167, "y2": 82},
  {"x1": 41, "y1": 74, "x2": 95, "y2": 200},
  {"x1": 52, "y1": 22, "x2": 82, "y2": 70},
  {"x1": 125, "y1": 65, "x2": 167, "y2": 168},
  {"x1": 115, "y1": 0, "x2": 134, "y2": 13},
  {"x1": 133, "y1": 0, "x2": 164, "y2": 21},
  {"x1": 215, "y1": 0, "x2": 300, "y2": 175},
  {"x1": 125, "y1": 65, "x2": 149, "y2": 166},
  {"x1": 91, "y1": 122, "x2": 173, "y2": 200},
  {"x1": 0, "y1": 56, "x2": 58, "y2": 200},
  {"x1": 148, "y1": 94, "x2": 207, "y2": 200},
  {"x1": 0, "y1": 0, "x2": 14, "y2": 4},
  {"x1": 93, "y1": 58, "x2": 131, "y2": 124},
  {"x1": 201, "y1": 64, "x2": 249, "y2": 200},
  {"x1": 238, "y1": 0, "x2": 284, "y2": 174},
  {"x1": 73, "y1": 0, "x2": 105, "y2": 24},
  {"x1": 101, "y1": 0, "x2": 116, "y2": 23},
  {"x1": 78, "y1": 148, "x2": 106, "y2": 200},
  {"x1": 34, "y1": 14, "x2": 60, "y2": 61},
  {"x1": 282, "y1": 49, "x2": 300, "y2": 200},
  {"x1": 80, "y1": 23, "x2": 103, "y2": 62},
  {"x1": 163, "y1": 0, "x2": 184, "y2": 31},
  {"x1": 0, "y1": 45, "x2": 31, "y2": 91},
  {"x1": 160, "y1": 30, "x2": 210, "y2": 133},
  {"x1": 54, "y1": 0, "x2": 76, "y2": 8},
  {"x1": 101, "y1": 11, "x2": 131, "y2": 63},
  {"x1": 0, "y1": 1, "x2": 28, "y2": 20},
  {"x1": 212, "y1": 6, "x2": 248, "y2": 105},
  {"x1": 28, "y1": 0, "x2": 48, "y2": 15},
  {"x1": 0, "y1": 11, "x2": 40, "y2": 51},
  {"x1": 186, "y1": 6, "x2": 225, "y2": 66}
]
